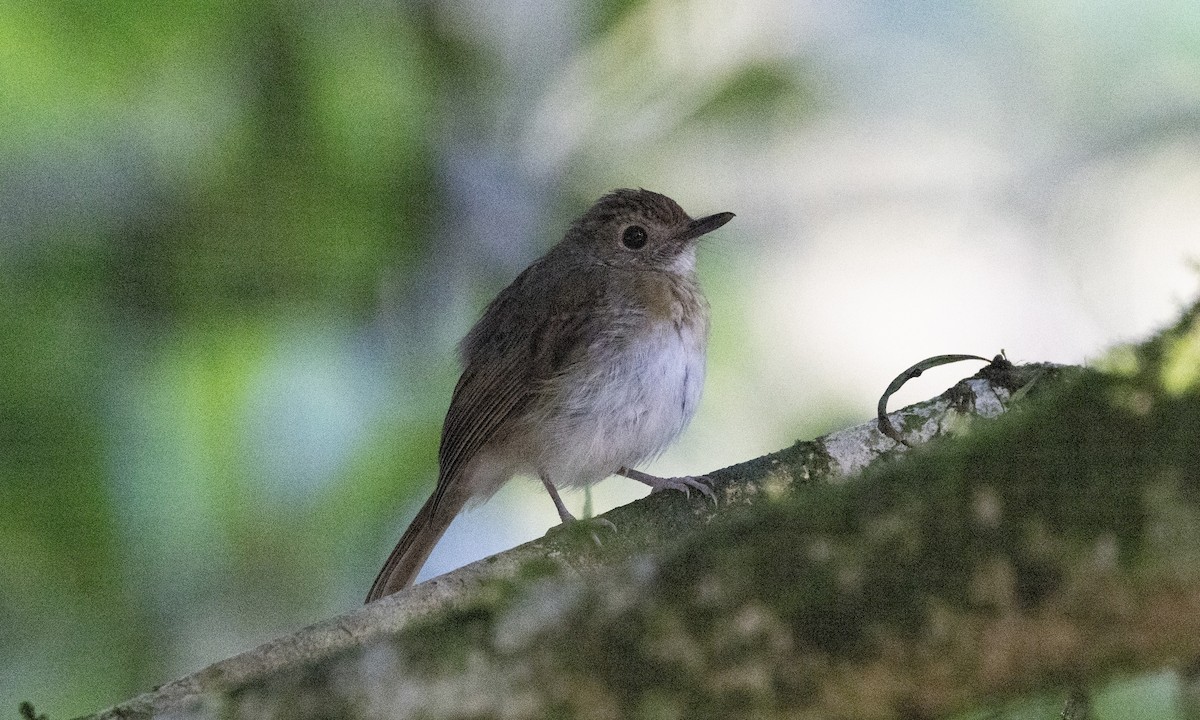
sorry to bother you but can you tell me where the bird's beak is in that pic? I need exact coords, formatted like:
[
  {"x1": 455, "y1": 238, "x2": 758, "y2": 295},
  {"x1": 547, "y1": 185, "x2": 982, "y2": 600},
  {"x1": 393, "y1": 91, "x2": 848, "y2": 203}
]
[{"x1": 681, "y1": 211, "x2": 735, "y2": 241}]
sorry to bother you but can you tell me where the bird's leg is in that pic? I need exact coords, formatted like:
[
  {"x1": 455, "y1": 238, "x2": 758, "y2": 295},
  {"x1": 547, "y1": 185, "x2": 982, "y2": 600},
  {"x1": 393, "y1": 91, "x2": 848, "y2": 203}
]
[
  {"x1": 617, "y1": 466, "x2": 717, "y2": 503},
  {"x1": 540, "y1": 474, "x2": 617, "y2": 543},
  {"x1": 540, "y1": 473, "x2": 577, "y2": 524}
]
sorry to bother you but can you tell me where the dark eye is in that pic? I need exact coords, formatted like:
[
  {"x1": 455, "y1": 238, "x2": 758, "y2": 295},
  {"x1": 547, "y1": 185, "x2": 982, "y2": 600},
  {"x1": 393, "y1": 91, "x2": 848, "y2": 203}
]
[{"x1": 621, "y1": 225, "x2": 648, "y2": 250}]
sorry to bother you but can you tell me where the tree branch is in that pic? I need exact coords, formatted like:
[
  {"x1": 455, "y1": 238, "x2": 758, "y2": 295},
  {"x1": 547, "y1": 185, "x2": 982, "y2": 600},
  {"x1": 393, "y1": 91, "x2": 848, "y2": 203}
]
[{"x1": 81, "y1": 359, "x2": 1075, "y2": 720}]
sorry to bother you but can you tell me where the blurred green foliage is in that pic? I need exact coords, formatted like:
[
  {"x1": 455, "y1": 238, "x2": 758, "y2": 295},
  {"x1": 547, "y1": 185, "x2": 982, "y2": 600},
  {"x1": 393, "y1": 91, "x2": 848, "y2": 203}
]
[
  {"x1": 3, "y1": 0, "x2": 1195, "y2": 717},
  {"x1": 9, "y1": 0, "x2": 718, "y2": 714},
  {"x1": 1, "y1": 0, "x2": 450, "y2": 714}
]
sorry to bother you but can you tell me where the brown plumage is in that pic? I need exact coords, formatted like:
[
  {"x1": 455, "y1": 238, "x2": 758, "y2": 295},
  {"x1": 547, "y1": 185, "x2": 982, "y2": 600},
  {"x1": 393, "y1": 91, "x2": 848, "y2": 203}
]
[{"x1": 366, "y1": 189, "x2": 734, "y2": 602}]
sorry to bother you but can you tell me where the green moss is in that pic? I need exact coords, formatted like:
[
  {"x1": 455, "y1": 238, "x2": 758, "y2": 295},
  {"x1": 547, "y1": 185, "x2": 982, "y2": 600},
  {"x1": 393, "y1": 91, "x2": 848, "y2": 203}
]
[
  {"x1": 575, "y1": 298, "x2": 1200, "y2": 711},
  {"x1": 209, "y1": 299, "x2": 1200, "y2": 719},
  {"x1": 19, "y1": 702, "x2": 50, "y2": 720},
  {"x1": 399, "y1": 602, "x2": 500, "y2": 674}
]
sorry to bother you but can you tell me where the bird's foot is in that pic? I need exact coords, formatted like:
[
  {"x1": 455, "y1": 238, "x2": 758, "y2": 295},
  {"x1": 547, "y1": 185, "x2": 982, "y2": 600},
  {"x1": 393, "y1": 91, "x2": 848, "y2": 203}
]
[
  {"x1": 541, "y1": 474, "x2": 617, "y2": 546},
  {"x1": 554, "y1": 514, "x2": 618, "y2": 547},
  {"x1": 618, "y1": 467, "x2": 717, "y2": 504}
]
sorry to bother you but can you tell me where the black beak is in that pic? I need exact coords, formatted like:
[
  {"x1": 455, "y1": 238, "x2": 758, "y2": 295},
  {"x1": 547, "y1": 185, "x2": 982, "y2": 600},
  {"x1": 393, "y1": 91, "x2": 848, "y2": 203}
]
[{"x1": 681, "y1": 211, "x2": 735, "y2": 241}]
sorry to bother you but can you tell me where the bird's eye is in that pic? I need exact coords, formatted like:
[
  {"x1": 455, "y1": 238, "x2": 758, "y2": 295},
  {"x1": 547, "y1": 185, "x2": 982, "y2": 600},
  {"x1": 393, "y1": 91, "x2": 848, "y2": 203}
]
[{"x1": 621, "y1": 225, "x2": 648, "y2": 250}]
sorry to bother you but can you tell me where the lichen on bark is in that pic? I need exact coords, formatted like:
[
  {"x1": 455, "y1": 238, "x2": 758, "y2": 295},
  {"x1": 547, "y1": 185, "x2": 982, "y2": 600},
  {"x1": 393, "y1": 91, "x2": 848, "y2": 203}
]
[{"x1": 82, "y1": 301, "x2": 1200, "y2": 720}]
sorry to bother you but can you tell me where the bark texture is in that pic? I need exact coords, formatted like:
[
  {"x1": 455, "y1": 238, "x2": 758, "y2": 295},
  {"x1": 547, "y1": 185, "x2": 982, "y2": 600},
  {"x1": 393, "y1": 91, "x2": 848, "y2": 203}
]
[{"x1": 79, "y1": 301, "x2": 1200, "y2": 720}]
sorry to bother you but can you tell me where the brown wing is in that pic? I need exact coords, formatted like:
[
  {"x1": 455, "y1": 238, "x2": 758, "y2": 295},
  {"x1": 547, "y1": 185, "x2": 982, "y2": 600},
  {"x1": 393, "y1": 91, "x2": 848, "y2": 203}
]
[
  {"x1": 430, "y1": 344, "x2": 533, "y2": 513},
  {"x1": 428, "y1": 258, "x2": 605, "y2": 514}
]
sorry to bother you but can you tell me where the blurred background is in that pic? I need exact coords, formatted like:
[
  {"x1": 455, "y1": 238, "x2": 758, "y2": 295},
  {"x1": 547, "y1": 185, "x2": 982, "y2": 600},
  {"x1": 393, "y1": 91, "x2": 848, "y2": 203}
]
[{"x1": 3, "y1": 0, "x2": 1199, "y2": 716}]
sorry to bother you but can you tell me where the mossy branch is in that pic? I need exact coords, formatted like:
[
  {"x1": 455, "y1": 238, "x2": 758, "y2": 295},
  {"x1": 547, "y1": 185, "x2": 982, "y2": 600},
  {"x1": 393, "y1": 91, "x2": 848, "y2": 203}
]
[{"x1": 79, "y1": 301, "x2": 1200, "y2": 720}]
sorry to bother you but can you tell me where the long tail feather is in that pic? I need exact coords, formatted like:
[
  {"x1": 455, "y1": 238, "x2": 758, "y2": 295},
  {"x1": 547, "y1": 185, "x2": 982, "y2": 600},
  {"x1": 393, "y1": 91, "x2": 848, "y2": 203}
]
[{"x1": 365, "y1": 490, "x2": 465, "y2": 603}]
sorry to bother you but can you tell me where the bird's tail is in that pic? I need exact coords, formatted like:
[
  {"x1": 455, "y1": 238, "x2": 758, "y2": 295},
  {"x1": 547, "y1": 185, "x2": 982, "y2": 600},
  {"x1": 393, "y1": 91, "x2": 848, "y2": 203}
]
[{"x1": 365, "y1": 490, "x2": 464, "y2": 603}]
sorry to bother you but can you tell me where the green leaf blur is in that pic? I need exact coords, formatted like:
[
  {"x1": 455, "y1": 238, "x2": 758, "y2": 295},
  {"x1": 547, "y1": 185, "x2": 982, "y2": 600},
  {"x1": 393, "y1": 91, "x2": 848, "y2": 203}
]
[{"x1": 4, "y1": 0, "x2": 1199, "y2": 717}]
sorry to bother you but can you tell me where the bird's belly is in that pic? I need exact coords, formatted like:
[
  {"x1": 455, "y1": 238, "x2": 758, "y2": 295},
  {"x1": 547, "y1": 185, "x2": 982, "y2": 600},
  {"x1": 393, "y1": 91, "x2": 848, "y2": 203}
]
[{"x1": 539, "y1": 320, "x2": 706, "y2": 487}]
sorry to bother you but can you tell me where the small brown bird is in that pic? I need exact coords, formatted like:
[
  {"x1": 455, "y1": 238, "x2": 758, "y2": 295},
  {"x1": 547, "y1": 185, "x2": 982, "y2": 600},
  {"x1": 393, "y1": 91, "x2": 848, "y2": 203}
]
[{"x1": 366, "y1": 189, "x2": 734, "y2": 602}]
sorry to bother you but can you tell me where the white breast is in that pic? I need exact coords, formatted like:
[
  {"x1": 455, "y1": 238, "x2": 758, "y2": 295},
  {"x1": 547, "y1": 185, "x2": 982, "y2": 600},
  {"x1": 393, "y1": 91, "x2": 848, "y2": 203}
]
[{"x1": 538, "y1": 315, "x2": 707, "y2": 488}]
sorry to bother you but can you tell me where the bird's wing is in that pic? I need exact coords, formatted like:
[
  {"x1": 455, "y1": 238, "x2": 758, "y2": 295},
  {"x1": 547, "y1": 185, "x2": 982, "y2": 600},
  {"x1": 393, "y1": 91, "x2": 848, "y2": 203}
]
[{"x1": 429, "y1": 262, "x2": 614, "y2": 514}]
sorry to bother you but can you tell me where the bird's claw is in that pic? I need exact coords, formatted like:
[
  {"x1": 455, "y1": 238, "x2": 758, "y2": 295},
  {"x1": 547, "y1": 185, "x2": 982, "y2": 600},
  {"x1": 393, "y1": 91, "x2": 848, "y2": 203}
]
[
  {"x1": 648, "y1": 474, "x2": 717, "y2": 505},
  {"x1": 554, "y1": 516, "x2": 618, "y2": 547},
  {"x1": 617, "y1": 467, "x2": 719, "y2": 506},
  {"x1": 585, "y1": 517, "x2": 618, "y2": 533},
  {"x1": 586, "y1": 517, "x2": 618, "y2": 547}
]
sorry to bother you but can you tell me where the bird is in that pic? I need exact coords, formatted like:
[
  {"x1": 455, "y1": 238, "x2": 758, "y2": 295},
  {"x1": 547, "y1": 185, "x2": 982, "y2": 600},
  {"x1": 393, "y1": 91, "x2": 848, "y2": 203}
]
[{"x1": 366, "y1": 188, "x2": 734, "y2": 602}]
